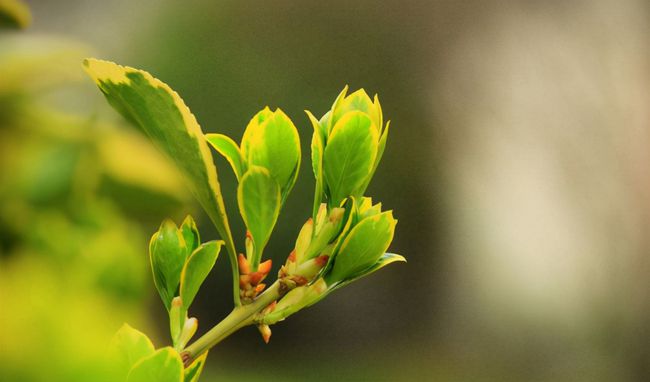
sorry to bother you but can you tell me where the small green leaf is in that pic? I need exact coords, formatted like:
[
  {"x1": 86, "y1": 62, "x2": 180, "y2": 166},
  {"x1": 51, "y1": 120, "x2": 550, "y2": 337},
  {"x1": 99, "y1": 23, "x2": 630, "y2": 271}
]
[
  {"x1": 331, "y1": 89, "x2": 377, "y2": 134},
  {"x1": 205, "y1": 133, "x2": 246, "y2": 181},
  {"x1": 357, "y1": 121, "x2": 389, "y2": 195},
  {"x1": 83, "y1": 58, "x2": 239, "y2": 304},
  {"x1": 306, "y1": 110, "x2": 325, "y2": 219},
  {"x1": 327, "y1": 211, "x2": 397, "y2": 283},
  {"x1": 325, "y1": 85, "x2": 349, "y2": 134},
  {"x1": 323, "y1": 112, "x2": 378, "y2": 207},
  {"x1": 241, "y1": 108, "x2": 300, "y2": 203},
  {"x1": 332, "y1": 252, "x2": 405, "y2": 291},
  {"x1": 184, "y1": 351, "x2": 208, "y2": 382},
  {"x1": 127, "y1": 347, "x2": 183, "y2": 382},
  {"x1": 150, "y1": 220, "x2": 187, "y2": 310},
  {"x1": 237, "y1": 167, "x2": 281, "y2": 269},
  {"x1": 0, "y1": 0, "x2": 31, "y2": 29},
  {"x1": 169, "y1": 297, "x2": 184, "y2": 346},
  {"x1": 180, "y1": 215, "x2": 200, "y2": 255},
  {"x1": 180, "y1": 240, "x2": 222, "y2": 310},
  {"x1": 107, "y1": 324, "x2": 155, "y2": 380}
]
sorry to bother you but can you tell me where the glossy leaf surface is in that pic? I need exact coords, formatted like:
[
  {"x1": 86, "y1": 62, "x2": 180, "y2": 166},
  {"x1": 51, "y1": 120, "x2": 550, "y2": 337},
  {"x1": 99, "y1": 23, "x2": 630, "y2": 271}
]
[
  {"x1": 237, "y1": 166, "x2": 281, "y2": 268},
  {"x1": 180, "y1": 240, "x2": 222, "y2": 310}
]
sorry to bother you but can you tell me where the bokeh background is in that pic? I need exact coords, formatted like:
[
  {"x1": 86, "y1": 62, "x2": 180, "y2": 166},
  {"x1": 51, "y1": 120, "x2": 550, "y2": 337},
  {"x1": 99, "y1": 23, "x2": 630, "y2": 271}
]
[{"x1": 1, "y1": 0, "x2": 649, "y2": 381}]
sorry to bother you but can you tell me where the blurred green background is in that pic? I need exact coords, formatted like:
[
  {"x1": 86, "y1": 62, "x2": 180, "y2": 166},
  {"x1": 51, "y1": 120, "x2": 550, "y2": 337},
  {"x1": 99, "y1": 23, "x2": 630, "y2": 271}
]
[{"x1": 1, "y1": 0, "x2": 649, "y2": 381}]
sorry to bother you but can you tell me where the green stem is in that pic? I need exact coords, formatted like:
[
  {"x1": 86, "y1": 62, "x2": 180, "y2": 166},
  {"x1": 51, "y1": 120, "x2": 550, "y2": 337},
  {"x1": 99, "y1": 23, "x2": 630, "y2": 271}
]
[{"x1": 182, "y1": 281, "x2": 282, "y2": 365}]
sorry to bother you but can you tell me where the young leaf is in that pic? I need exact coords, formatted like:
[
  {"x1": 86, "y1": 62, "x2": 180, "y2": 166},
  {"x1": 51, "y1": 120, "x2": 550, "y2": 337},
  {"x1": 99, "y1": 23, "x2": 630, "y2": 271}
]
[
  {"x1": 83, "y1": 58, "x2": 239, "y2": 303},
  {"x1": 107, "y1": 324, "x2": 155, "y2": 380},
  {"x1": 180, "y1": 215, "x2": 200, "y2": 256},
  {"x1": 180, "y1": 240, "x2": 223, "y2": 310},
  {"x1": 323, "y1": 111, "x2": 378, "y2": 207},
  {"x1": 327, "y1": 211, "x2": 397, "y2": 283},
  {"x1": 237, "y1": 166, "x2": 281, "y2": 268},
  {"x1": 241, "y1": 108, "x2": 300, "y2": 202},
  {"x1": 306, "y1": 110, "x2": 325, "y2": 219},
  {"x1": 331, "y1": 89, "x2": 377, "y2": 133},
  {"x1": 205, "y1": 133, "x2": 246, "y2": 181},
  {"x1": 357, "y1": 121, "x2": 390, "y2": 195},
  {"x1": 184, "y1": 351, "x2": 208, "y2": 382},
  {"x1": 126, "y1": 347, "x2": 183, "y2": 382},
  {"x1": 331, "y1": 252, "x2": 405, "y2": 291},
  {"x1": 150, "y1": 220, "x2": 187, "y2": 310}
]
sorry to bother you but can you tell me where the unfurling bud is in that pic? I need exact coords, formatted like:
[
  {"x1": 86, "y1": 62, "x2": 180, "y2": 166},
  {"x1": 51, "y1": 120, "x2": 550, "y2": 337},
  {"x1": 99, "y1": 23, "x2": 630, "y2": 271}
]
[
  {"x1": 257, "y1": 324, "x2": 272, "y2": 344},
  {"x1": 239, "y1": 255, "x2": 272, "y2": 303},
  {"x1": 293, "y1": 218, "x2": 313, "y2": 264},
  {"x1": 178, "y1": 317, "x2": 198, "y2": 350},
  {"x1": 303, "y1": 207, "x2": 345, "y2": 260}
]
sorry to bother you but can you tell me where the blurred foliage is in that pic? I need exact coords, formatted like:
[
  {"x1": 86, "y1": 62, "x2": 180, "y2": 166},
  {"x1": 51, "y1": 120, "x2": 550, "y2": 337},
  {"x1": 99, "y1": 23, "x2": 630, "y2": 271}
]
[
  {"x1": 0, "y1": 33, "x2": 190, "y2": 381},
  {"x1": 0, "y1": 0, "x2": 30, "y2": 29}
]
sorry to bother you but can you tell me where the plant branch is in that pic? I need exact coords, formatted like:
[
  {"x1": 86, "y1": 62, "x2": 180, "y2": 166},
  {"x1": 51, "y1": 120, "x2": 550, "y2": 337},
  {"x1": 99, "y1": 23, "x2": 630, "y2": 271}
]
[{"x1": 181, "y1": 280, "x2": 283, "y2": 366}]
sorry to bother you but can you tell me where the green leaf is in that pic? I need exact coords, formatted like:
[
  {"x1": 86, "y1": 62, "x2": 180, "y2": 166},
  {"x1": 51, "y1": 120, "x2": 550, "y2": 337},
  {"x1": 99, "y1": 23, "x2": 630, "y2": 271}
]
[
  {"x1": 180, "y1": 240, "x2": 222, "y2": 310},
  {"x1": 325, "y1": 86, "x2": 349, "y2": 135},
  {"x1": 127, "y1": 348, "x2": 183, "y2": 382},
  {"x1": 241, "y1": 108, "x2": 300, "y2": 203},
  {"x1": 184, "y1": 351, "x2": 208, "y2": 382},
  {"x1": 180, "y1": 215, "x2": 200, "y2": 255},
  {"x1": 150, "y1": 220, "x2": 187, "y2": 310},
  {"x1": 0, "y1": 0, "x2": 31, "y2": 29},
  {"x1": 237, "y1": 166, "x2": 281, "y2": 268},
  {"x1": 327, "y1": 211, "x2": 397, "y2": 283},
  {"x1": 331, "y1": 89, "x2": 377, "y2": 134},
  {"x1": 323, "y1": 111, "x2": 378, "y2": 206},
  {"x1": 357, "y1": 121, "x2": 389, "y2": 195},
  {"x1": 306, "y1": 110, "x2": 325, "y2": 219},
  {"x1": 83, "y1": 58, "x2": 239, "y2": 304},
  {"x1": 107, "y1": 324, "x2": 155, "y2": 380},
  {"x1": 331, "y1": 252, "x2": 405, "y2": 291},
  {"x1": 205, "y1": 133, "x2": 246, "y2": 181}
]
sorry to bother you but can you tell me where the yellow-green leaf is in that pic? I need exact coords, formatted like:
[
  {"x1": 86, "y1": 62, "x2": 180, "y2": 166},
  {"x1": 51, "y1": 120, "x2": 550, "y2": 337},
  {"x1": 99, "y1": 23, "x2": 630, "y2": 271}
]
[
  {"x1": 205, "y1": 133, "x2": 246, "y2": 181},
  {"x1": 149, "y1": 220, "x2": 187, "y2": 311},
  {"x1": 327, "y1": 211, "x2": 397, "y2": 283},
  {"x1": 306, "y1": 110, "x2": 325, "y2": 219},
  {"x1": 180, "y1": 215, "x2": 200, "y2": 255},
  {"x1": 180, "y1": 240, "x2": 222, "y2": 310},
  {"x1": 126, "y1": 347, "x2": 183, "y2": 382},
  {"x1": 83, "y1": 58, "x2": 239, "y2": 304},
  {"x1": 323, "y1": 111, "x2": 378, "y2": 207},
  {"x1": 107, "y1": 324, "x2": 155, "y2": 380},
  {"x1": 237, "y1": 166, "x2": 281, "y2": 269},
  {"x1": 241, "y1": 108, "x2": 300, "y2": 203}
]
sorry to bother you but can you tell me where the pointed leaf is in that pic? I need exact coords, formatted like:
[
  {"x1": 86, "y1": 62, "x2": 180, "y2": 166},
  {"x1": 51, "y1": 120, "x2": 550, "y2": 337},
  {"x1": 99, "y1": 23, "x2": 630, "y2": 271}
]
[
  {"x1": 205, "y1": 133, "x2": 246, "y2": 181},
  {"x1": 358, "y1": 121, "x2": 389, "y2": 195},
  {"x1": 150, "y1": 220, "x2": 187, "y2": 310},
  {"x1": 238, "y1": 167, "x2": 281, "y2": 268},
  {"x1": 127, "y1": 348, "x2": 183, "y2": 382},
  {"x1": 306, "y1": 110, "x2": 325, "y2": 219},
  {"x1": 323, "y1": 112, "x2": 378, "y2": 206},
  {"x1": 332, "y1": 252, "x2": 405, "y2": 291},
  {"x1": 326, "y1": 85, "x2": 348, "y2": 134},
  {"x1": 327, "y1": 211, "x2": 397, "y2": 283},
  {"x1": 83, "y1": 59, "x2": 238, "y2": 302},
  {"x1": 241, "y1": 108, "x2": 300, "y2": 202},
  {"x1": 331, "y1": 89, "x2": 377, "y2": 134},
  {"x1": 107, "y1": 324, "x2": 155, "y2": 380},
  {"x1": 180, "y1": 215, "x2": 200, "y2": 255},
  {"x1": 180, "y1": 240, "x2": 222, "y2": 310}
]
